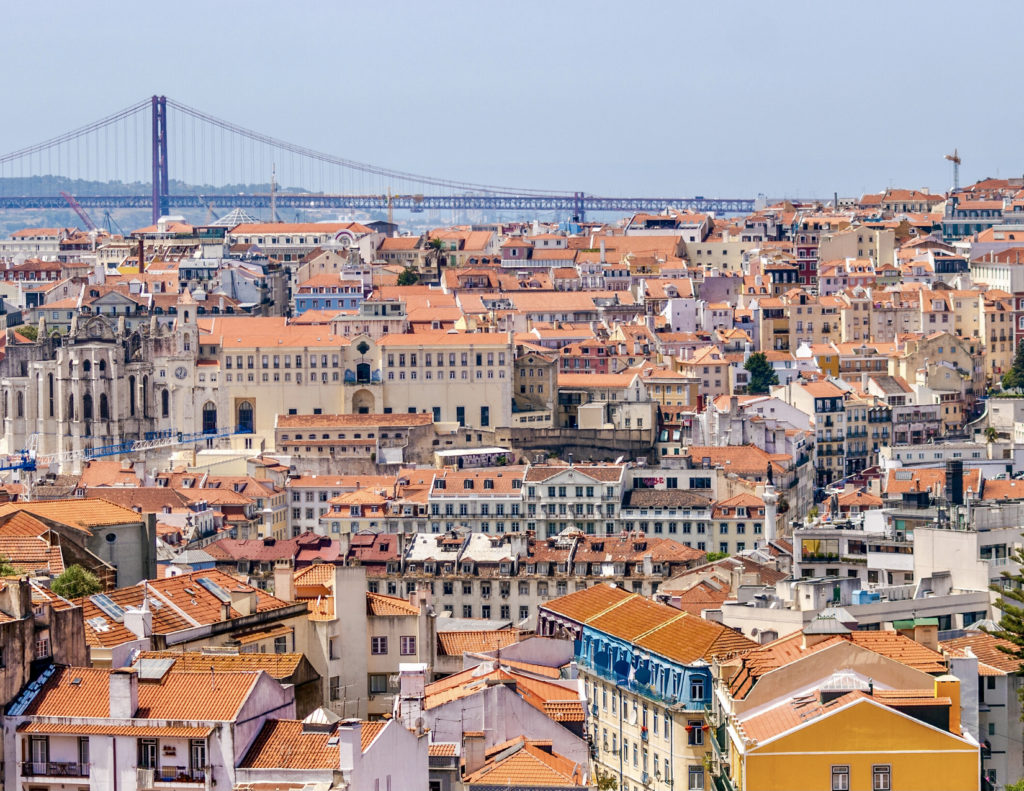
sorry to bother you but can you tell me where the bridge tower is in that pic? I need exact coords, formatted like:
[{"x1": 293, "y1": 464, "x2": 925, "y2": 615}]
[{"x1": 151, "y1": 95, "x2": 169, "y2": 223}]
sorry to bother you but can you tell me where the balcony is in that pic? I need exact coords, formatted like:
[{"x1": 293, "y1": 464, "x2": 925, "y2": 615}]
[
  {"x1": 150, "y1": 767, "x2": 207, "y2": 787},
  {"x1": 21, "y1": 762, "x2": 89, "y2": 778}
]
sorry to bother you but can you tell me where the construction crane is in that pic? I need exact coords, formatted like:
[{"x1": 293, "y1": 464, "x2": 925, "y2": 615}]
[
  {"x1": 59, "y1": 191, "x2": 99, "y2": 232},
  {"x1": 945, "y1": 149, "x2": 962, "y2": 191}
]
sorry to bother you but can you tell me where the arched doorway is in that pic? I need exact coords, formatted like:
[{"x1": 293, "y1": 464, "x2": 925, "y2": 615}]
[
  {"x1": 351, "y1": 389, "x2": 374, "y2": 414},
  {"x1": 99, "y1": 393, "x2": 110, "y2": 420},
  {"x1": 203, "y1": 402, "x2": 217, "y2": 434},
  {"x1": 237, "y1": 401, "x2": 254, "y2": 433}
]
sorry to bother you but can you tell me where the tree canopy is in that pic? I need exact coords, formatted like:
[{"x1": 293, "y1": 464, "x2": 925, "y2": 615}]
[
  {"x1": 1002, "y1": 341, "x2": 1024, "y2": 390},
  {"x1": 983, "y1": 548, "x2": 1024, "y2": 670},
  {"x1": 744, "y1": 352, "x2": 779, "y2": 394},
  {"x1": 397, "y1": 267, "x2": 419, "y2": 286},
  {"x1": 51, "y1": 565, "x2": 102, "y2": 600}
]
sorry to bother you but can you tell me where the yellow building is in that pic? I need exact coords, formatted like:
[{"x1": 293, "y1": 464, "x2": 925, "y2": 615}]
[{"x1": 712, "y1": 627, "x2": 980, "y2": 791}]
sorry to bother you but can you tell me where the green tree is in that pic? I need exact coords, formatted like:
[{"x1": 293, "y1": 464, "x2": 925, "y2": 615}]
[
  {"x1": 595, "y1": 769, "x2": 618, "y2": 791},
  {"x1": 397, "y1": 267, "x2": 419, "y2": 286},
  {"x1": 51, "y1": 565, "x2": 102, "y2": 600},
  {"x1": 1003, "y1": 341, "x2": 1024, "y2": 390},
  {"x1": 984, "y1": 550, "x2": 1024, "y2": 668},
  {"x1": 14, "y1": 325, "x2": 38, "y2": 341},
  {"x1": 985, "y1": 426, "x2": 999, "y2": 443},
  {"x1": 744, "y1": 352, "x2": 779, "y2": 394},
  {"x1": 426, "y1": 237, "x2": 447, "y2": 278},
  {"x1": 0, "y1": 555, "x2": 17, "y2": 576}
]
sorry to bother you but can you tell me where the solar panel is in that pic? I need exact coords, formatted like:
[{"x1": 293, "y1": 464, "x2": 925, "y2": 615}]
[
  {"x1": 89, "y1": 593, "x2": 125, "y2": 623},
  {"x1": 136, "y1": 657, "x2": 176, "y2": 681},
  {"x1": 196, "y1": 576, "x2": 233, "y2": 603},
  {"x1": 86, "y1": 616, "x2": 111, "y2": 632}
]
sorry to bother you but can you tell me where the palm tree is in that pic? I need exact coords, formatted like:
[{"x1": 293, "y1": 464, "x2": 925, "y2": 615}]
[
  {"x1": 426, "y1": 237, "x2": 446, "y2": 280},
  {"x1": 984, "y1": 426, "x2": 999, "y2": 443}
]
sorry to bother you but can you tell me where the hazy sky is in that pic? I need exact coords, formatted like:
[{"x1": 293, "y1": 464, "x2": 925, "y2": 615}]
[{"x1": 3, "y1": 1, "x2": 1022, "y2": 199}]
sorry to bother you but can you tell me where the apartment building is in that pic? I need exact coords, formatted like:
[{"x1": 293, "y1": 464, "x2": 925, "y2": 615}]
[{"x1": 538, "y1": 586, "x2": 756, "y2": 791}]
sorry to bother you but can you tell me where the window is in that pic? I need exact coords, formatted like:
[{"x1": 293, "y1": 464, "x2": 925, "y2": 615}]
[
  {"x1": 369, "y1": 674, "x2": 388, "y2": 694},
  {"x1": 872, "y1": 765, "x2": 891, "y2": 791},
  {"x1": 688, "y1": 766, "x2": 704, "y2": 790},
  {"x1": 274, "y1": 635, "x2": 288, "y2": 654},
  {"x1": 400, "y1": 636, "x2": 416, "y2": 655},
  {"x1": 690, "y1": 677, "x2": 705, "y2": 700},
  {"x1": 371, "y1": 636, "x2": 388, "y2": 655},
  {"x1": 138, "y1": 738, "x2": 158, "y2": 769},
  {"x1": 832, "y1": 766, "x2": 850, "y2": 791},
  {"x1": 687, "y1": 720, "x2": 704, "y2": 746}
]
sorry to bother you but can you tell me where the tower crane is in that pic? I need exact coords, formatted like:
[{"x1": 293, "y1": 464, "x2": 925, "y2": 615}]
[
  {"x1": 945, "y1": 149, "x2": 962, "y2": 192},
  {"x1": 59, "y1": 191, "x2": 99, "y2": 232}
]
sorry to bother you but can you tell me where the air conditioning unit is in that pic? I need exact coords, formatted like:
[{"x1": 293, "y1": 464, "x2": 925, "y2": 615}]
[{"x1": 137, "y1": 768, "x2": 155, "y2": 789}]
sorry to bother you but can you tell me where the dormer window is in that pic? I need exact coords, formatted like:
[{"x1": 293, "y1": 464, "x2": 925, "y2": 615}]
[{"x1": 464, "y1": 480, "x2": 474, "y2": 490}]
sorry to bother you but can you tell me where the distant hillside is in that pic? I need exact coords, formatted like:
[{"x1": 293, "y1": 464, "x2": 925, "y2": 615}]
[{"x1": 0, "y1": 176, "x2": 285, "y2": 197}]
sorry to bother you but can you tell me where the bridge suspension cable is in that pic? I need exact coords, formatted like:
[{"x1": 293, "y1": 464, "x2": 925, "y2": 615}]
[
  {"x1": 165, "y1": 97, "x2": 569, "y2": 198},
  {"x1": 0, "y1": 99, "x2": 150, "y2": 167}
]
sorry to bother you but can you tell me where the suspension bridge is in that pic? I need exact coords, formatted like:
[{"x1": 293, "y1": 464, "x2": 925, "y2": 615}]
[{"x1": 0, "y1": 96, "x2": 757, "y2": 224}]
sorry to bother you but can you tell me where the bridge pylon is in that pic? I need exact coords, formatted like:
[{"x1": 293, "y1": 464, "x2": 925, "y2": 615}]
[{"x1": 151, "y1": 95, "x2": 169, "y2": 223}]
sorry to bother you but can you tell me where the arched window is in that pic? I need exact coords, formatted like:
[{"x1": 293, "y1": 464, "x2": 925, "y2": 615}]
[
  {"x1": 129, "y1": 375, "x2": 136, "y2": 416},
  {"x1": 83, "y1": 360, "x2": 92, "y2": 373},
  {"x1": 237, "y1": 401, "x2": 253, "y2": 434},
  {"x1": 202, "y1": 402, "x2": 217, "y2": 434},
  {"x1": 16, "y1": 392, "x2": 23, "y2": 418},
  {"x1": 99, "y1": 359, "x2": 107, "y2": 373},
  {"x1": 48, "y1": 373, "x2": 54, "y2": 417},
  {"x1": 142, "y1": 376, "x2": 149, "y2": 417},
  {"x1": 82, "y1": 393, "x2": 93, "y2": 437},
  {"x1": 100, "y1": 393, "x2": 109, "y2": 420},
  {"x1": 183, "y1": 333, "x2": 191, "y2": 352},
  {"x1": 161, "y1": 389, "x2": 170, "y2": 418}
]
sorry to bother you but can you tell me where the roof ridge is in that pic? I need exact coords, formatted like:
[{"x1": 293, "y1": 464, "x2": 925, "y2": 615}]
[{"x1": 632, "y1": 611, "x2": 688, "y2": 642}]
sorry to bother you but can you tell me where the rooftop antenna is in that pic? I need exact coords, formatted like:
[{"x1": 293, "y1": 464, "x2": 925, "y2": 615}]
[{"x1": 944, "y1": 149, "x2": 961, "y2": 192}]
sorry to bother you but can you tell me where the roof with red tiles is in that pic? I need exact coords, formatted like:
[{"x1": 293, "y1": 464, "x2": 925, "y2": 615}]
[
  {"x1": 22, "y1": 665, "x2": 260, "y2": 721},
  {"x1": 463, "y1": 737, "x2": 587, "y2": 788},
  {"x1": 729, "y1": 631, "x2": 948, "y2": 699}
]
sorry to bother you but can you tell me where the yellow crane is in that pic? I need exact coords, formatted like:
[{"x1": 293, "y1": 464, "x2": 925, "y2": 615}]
[{"x1": 945, "y1": 148, "x2": 961, "y2": 191}]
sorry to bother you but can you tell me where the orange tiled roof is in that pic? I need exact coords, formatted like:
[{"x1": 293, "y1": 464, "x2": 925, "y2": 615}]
[
  {"x1": 367, "y1": 591, "x2": 420, "y2": 616},
  {"x1": 463, "y1": 738, "x2": 586, "y2": 788},
  {"x1": 729, "y1": 631, "x2": 947, "y2": 699},
  {"x1": 941, "y1": 632, "x2": 1020, "y2": 674},
  {"x1": 133, "y1": 651, "x2": 306, "y2": 679},
  {"x1": 240, "y1": 719, "x2": 386, "y2": 769},
  {"x1": 22, "y1": 666, "x2": 260, "y2": 721},
  {"x1": 437, "y1": 629, "x2": 524, "y2": 657}
]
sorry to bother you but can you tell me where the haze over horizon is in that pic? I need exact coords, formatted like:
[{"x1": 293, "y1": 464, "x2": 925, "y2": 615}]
[{"x1": 3, "y1": 0, "x2": 1022, "y2": 199}]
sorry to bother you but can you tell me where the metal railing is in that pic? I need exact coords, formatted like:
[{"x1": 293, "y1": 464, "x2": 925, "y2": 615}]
[{"x1": 22, "y1": 761, "x2": 89, "y2": 777}]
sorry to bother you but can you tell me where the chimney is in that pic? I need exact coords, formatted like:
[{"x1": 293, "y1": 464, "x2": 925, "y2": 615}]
[
  {"x1": 109, "y1": 668, "x2": 139, "y2": 719},
  {"x1": 947, "y1": 652, "x2": 980, "y2": 739},
  {"x1": 599, "y1": 239, "x2": 606, "y2": 264},
  {"x1": 397, "y1": 663, "x2": 428, "y2": 730},
  {"x1": 137, "y1": 238, "x2": 145, "y2": 275},
  {"x1": 124, "y1": 601, "x2": 153, "y2": 640},
  {"x1": 945, "y1": 459, "x2": 964, "y2": 506},
  {"x1": 463, "y1": 731, "x2": 487, "y2": 775},
  {"x1": 229, "y1": 587, "x2": 258, "y2": 616},
  {"x1": 336, "y1": 718, "x2": 363, "y2": 771},
  {"x1": 273, "y1": 566, "x2": 296, "y2": 602},
  {"x1": 642, "y1": 553, "x2": 654, "y2": 576},
  {"x1": 934, "y1": 675, "x2": 962, "y2": 735}
]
